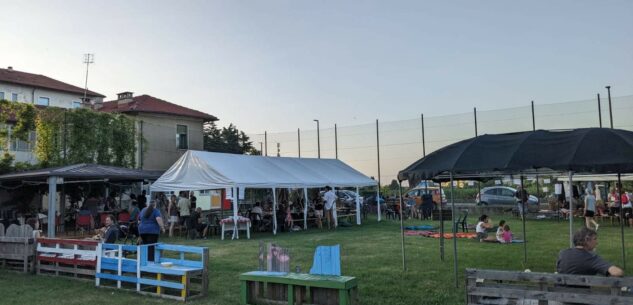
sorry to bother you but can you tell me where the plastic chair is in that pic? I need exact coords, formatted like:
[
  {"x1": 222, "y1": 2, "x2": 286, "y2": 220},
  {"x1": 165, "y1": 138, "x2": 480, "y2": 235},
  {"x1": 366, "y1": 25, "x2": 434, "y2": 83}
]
[
  {"x1": 76, "y1": 214, "x2": 93, "y2": 235},
  {"x1": 454, "y1": 210, "x2": 468, "y2": 233},
  {"x1": 309, "y1": 245, "x2": 341, "y2": 276}
]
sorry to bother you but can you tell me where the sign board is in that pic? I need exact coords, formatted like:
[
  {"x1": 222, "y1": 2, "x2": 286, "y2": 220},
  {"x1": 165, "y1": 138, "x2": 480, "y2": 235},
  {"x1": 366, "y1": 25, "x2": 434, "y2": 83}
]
[
  {"x1": 543, "y1": 178, "x2": 551, "y2": 184},
  {"x1": 555, "y1": 184, "x2": 562, "y2": 195}
]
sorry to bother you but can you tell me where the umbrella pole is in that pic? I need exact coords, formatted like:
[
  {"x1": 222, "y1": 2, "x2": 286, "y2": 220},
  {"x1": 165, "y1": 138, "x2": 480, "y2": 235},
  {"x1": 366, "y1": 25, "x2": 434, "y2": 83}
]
[
  {"x1": 568, "y1": 172, "x2": 573, "y2": 248},
  {"x1": 439, "y1": 181, "x2": 444, "y2": 262},
  {"x1": 618, "y1": 173, "x2": 626, "y2": 270},
  {"x1": 398, "y1": 180, "x2": 406, "y2": 271},
  {"x1": 520, "y1": 176, "x2": 527, "y2": 265},
  {"x1": 450, "y1": 172, "x2": 458, "y2": 288}
]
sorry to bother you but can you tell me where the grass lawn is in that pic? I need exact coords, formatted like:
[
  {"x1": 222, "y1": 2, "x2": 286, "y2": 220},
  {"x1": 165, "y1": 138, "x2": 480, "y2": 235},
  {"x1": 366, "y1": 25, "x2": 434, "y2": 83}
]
[{"x1": 0, "y1": 214, "x2": 631, "y2": 305}]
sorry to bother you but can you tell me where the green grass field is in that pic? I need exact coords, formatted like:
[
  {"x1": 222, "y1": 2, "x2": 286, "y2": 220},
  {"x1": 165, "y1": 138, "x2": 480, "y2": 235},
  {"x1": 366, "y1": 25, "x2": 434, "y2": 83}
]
[{"x1": 1, "y1": 215, "x2": 631, "y2": 305}]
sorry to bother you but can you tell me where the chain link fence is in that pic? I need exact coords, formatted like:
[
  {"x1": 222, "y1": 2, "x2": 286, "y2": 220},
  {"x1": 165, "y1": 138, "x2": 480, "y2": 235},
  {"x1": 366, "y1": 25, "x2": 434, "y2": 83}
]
[{"x1": 249, "y1": 95, "x2": 633, "y2": 186}]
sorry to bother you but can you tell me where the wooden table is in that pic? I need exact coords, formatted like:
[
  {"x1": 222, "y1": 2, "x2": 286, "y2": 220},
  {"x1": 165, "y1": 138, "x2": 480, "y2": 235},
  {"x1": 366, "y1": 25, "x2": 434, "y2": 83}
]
[{"x1": 240, "y1": 271, "x2": 358, "y2": 305}]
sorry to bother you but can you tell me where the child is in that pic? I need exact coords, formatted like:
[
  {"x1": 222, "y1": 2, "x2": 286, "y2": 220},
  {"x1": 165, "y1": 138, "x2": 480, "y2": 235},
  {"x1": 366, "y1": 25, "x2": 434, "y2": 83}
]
[
  {"x1": 496, "y1": 220, "x2": 506, "y2": 243},
  {"x1": 502, "y1": 224, "x2": 512, "y2": 243}
]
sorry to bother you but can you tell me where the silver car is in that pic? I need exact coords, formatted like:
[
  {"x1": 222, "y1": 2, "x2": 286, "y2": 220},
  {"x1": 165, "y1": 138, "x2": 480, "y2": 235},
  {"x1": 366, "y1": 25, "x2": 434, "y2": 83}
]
[{"x1": 476, "y1": 186, "x2": 539, "y2": 206}]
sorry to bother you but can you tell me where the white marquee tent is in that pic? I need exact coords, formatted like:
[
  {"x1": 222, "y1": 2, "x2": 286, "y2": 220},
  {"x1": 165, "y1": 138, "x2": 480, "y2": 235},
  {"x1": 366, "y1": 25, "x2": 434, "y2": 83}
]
[{"x1": 150, "y1": 150, "x2": 379, "y2": 235}]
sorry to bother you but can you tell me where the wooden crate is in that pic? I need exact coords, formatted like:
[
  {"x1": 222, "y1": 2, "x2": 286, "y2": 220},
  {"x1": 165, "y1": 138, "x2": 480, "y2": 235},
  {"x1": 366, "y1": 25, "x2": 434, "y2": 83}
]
[
  {"x1": 240, "y1": 271, "x2": 358, "y2": 305},
  {"x1": 36, "y1": 238, "x2": 98, "y2": 279}
]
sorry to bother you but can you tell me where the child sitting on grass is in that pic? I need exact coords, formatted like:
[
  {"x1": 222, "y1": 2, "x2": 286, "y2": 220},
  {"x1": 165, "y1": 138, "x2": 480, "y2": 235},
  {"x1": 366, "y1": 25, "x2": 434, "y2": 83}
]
[
  {"x1": 496, "y1": 220, "x2": 506, "y2": 243},
  {"x1": 502, "y1": 224, "x2": 513, "y2": 243}
]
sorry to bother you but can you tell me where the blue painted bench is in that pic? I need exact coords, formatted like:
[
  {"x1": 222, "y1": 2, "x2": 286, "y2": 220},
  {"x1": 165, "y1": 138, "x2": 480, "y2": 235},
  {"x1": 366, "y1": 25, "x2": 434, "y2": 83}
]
[{"x1": 96, "y1": 243, "x2": 209, "y2": 301}]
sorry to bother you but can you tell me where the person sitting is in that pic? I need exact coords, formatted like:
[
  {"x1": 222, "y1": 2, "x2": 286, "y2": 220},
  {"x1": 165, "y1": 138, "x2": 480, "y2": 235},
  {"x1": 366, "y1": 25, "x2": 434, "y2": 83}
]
[
  {"x1": 26, "y1": 218, "x2": 44, "y2": 239},
  {"x1": 250, "y1": 202, "x2": 263, "y2": 231},
  {"x1": 501, "y1": 224, "x2": 513, "y2": 244},
  {"x1": 496, "y1": 220, "x2": 506, "y2": 243},
  {"x1": 557, "y1": 227, "x2": 623, "y2": 277},
  {"x1": 475, "y1": 214, "x2": 496, "y2": 242},
  {"x1": 95, "y1": 215, "x2": 119, "y2": 243}
]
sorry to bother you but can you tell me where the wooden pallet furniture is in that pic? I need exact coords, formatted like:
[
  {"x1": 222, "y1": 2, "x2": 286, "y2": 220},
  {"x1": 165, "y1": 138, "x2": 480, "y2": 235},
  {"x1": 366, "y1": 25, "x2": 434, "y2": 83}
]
[
  {"x1": 96, "y1": 243, "x2": 209, "y2": 301},
  {"x1": 466, "y1": 268, "x2": 633, "y2": 305},
  {"x1": 0, "y1": 224, "x2": 35, "y2": 273},
  {"x1": 240, "y1": 271, "x2": 358, "y2": 305},
  {"x1": 36, "y1": 238, "x2": 99, "y2": 278}
]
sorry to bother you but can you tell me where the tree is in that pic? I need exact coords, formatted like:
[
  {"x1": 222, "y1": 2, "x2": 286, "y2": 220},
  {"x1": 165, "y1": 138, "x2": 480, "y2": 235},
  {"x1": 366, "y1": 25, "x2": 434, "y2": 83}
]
[{"x1": 203, "y1": 122, "x2": 259, "y2": 155}]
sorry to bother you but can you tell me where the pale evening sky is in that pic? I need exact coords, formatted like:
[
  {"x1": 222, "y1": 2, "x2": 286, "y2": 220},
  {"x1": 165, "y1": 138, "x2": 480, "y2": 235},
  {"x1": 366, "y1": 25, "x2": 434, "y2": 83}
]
[{"x1": 1, "y1": 0, "x2": 632, "y2": 134}]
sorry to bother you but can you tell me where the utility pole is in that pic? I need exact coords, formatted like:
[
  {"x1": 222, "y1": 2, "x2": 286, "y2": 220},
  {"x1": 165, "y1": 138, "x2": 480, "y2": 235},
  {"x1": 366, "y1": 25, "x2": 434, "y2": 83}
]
[{"x1": 83, "y1": 54, "x2": 94, "y2": 102}]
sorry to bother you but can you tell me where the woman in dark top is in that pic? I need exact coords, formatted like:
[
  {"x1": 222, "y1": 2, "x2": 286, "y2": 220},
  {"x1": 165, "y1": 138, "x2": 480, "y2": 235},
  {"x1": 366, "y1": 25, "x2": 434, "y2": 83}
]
[{"x1": 138, "y1": 200, "x2": 165, "y2": 261}]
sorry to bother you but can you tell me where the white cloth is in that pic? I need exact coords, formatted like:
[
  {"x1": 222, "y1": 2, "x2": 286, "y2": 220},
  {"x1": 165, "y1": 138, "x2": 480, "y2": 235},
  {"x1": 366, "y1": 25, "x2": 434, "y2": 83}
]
[{"x1": 323, "y1": 190, "x2": 337, "y2": 210}]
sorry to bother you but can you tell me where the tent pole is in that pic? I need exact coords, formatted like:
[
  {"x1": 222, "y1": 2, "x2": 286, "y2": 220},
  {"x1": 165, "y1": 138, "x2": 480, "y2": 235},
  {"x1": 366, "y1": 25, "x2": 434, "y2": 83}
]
[
  {"x1": 272, "y1": 188, "x2": 277, "y2": 235},
  {"x1": 450, "y1": 173, "x2": 458, "y2": 288},
  {"x1": 617, "y1": 173, "x2": 626, "y2": 270},
  {"x1": 355, "y1": 186, "x2": 361, "y2": 225},
  {"x1": 568, "y1": 171, "x2": 573, "y2": 248},
  {"x1": 520, "y1": 176, "x2": 527, "y2": 264},
  {"x1": 439, "y1": 181, "x2": 444, "y2": 262},
  {"x1": 397, "y1": 180, "x2": 406, "y2": 271},
  {"x1": 376, "y1": 184, "x2": 382, "y2": 222},
  {"x1": 303, "y1": 187, "x2": 308, "y2": 230},
  {"x1": 47, "y1": 176, "x2": 58, "y2": 238},
  {"x1": 232, "y1": 186, "x2": 238, "y2": 239}
]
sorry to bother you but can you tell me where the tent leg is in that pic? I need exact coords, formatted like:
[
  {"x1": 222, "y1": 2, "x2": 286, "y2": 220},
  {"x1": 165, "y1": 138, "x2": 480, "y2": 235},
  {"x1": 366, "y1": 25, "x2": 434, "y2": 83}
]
[
  {"x1": 303, "y1": 188, "x2": 308, "y2": 230},
  {"x1": 568, "y1": 172, "x2": 573, "y2": 248},
  {"x1": 450, "y1": 173, "x2": 458, "y2": 288},
  {"x1": 272, "y1": 188, "x2": 277, "y2": 235},
  {"x1": 439, "y1": 181, "x2": 444, "y2": 262},
  {"x1": 355, "y1": 186, "x2": 361, "y2": 225},
  {"x1": 232, "y1": 187, "x2": 238, "y2": 240},
  {"x1": 520, "y1": 176, "x2": 527, "y2": 265},
  {"x1": 397, "y1": 181, "x2": 406, "y2": 271},
  {"x1": 618, "y1": 173, "x2": 626, "y2": 270},
  {"x1": 376, "y1": 185, "x2": 381, "y2": 221}
]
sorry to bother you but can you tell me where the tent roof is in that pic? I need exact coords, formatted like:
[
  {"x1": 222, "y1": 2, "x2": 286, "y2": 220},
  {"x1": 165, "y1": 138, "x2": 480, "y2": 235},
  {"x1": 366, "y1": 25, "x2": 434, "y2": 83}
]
[
  {"x1": 0, "y1": 163, "x2": 163, "y2": 182},
  {"x1": 399, "y1": 128, "x2": 633, "y2": 183},
  {"x1": 150, "y1": 150, "x2": 377, "y2": 191}
]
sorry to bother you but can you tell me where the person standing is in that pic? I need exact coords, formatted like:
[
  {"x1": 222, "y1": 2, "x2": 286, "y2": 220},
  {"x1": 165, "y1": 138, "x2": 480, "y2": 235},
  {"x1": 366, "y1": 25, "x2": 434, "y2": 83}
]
[
  {"x1": 138, "y1": 190, "x2": 148, "y2": 209},
  {"x1": 178, "y1": 192, "x2": 191, "y2": 229},
  {"x1": 557, "y1": 228, "x2": 623, "y2": 277},
  {"x1": 322, "y1": 186, "x2": 337, "y2": 229},
  {"x1": 584, "y1": 189, "x2": 599, "y2": 231},
  {"x1": 138, "y1": 200, "x2": 165, "y2": 262},
  {"x1": 167, "y1": 194, "x2": 179, "y2": 237},
  {"x1": 515, "y1": 186, "x2": 529, "y2": 219}
]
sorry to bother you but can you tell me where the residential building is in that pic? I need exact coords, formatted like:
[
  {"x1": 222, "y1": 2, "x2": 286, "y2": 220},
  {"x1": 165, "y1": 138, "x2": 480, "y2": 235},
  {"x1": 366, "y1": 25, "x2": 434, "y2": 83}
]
[
  {"x1": 0, "y1": 66, "x2": 105, "y2": 163},
  {"x1": 96, "y1": 92, "x2": 217, "y2": 170}
]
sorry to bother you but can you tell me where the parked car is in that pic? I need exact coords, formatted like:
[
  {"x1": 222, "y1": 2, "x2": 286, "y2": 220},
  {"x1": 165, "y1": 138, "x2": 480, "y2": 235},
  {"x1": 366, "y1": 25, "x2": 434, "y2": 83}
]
[
  {"x1": 318, "y1": 190, "x2": 362, "y2": 208},
  {"x1": 476, "y1": 186, "x2": 539, "y2": 206},
  {"x1": 363, "y1": 195, "x2": 385, "y2": 205},
  {"x1": 404, "y1": 186, "x2": 447, "y2": 206}
]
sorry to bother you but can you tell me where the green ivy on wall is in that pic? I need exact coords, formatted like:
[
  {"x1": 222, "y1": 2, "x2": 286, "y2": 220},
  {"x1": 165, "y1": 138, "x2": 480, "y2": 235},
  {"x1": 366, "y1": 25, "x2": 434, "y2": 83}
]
[{"x1": 0, "y1": 100, "x2": 139, "y2": 173}]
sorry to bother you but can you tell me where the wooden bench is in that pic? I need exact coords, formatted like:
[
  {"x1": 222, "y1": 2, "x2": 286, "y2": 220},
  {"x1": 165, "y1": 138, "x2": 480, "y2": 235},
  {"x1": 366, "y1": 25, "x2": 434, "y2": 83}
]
[
  {"x1": 466, "y1": 268, "x2": 633, "y2": 305},
  {"x1": 96, "y1": 243, "x2": 209, "y2": 301},
  {"x1": 0, "y1": 224, "x2": 36, "y2": 273},
  {"x1": 36, "y1": 238, "x2": 99, "y2": 279},
  {"x1": 240, "y1": 271, "x2": 358, "y2": 305}
]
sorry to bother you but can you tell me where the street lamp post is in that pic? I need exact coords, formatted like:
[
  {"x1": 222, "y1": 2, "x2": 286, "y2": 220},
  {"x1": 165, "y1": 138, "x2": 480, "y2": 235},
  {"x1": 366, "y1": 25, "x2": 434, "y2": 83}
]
[{"x1": 314, "y1": 119, "x2": 321, "y2": 158}]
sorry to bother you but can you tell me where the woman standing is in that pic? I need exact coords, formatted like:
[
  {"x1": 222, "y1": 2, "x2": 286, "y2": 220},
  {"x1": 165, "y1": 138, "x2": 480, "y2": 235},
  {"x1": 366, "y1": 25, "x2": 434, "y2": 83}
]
[
  {"x1": 138, "y1": 200, "x2": 165, "y2": 261},
  {"x1": 168, "y1": 194, "x2": 179, "y2": 237},
  {"x1": 584, "y1": 189, "x2": 599, "y2": 231}
]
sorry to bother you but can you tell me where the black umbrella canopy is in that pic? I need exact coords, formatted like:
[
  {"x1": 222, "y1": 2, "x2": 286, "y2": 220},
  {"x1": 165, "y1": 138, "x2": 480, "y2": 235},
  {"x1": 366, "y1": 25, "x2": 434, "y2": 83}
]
[{"x1": 398, "y1": 128, "x2": 633, "y2": 182}]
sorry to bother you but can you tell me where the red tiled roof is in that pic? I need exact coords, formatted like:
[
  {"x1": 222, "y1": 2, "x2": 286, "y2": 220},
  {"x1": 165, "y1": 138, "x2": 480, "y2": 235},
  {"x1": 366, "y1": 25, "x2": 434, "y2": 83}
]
[
  {"x1": 98, "y1": 94, "x2": 217, "y2": 121},
  {"x1": 0, "y1": 68, "x2": 105, "y2": 98}
]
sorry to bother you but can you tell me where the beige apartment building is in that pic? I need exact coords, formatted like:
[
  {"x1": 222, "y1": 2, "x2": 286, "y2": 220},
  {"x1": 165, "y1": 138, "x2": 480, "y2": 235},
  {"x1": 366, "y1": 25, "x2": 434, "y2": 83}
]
[{"x1": 96, "y1": 92, "x2": 217, "y2": 170}]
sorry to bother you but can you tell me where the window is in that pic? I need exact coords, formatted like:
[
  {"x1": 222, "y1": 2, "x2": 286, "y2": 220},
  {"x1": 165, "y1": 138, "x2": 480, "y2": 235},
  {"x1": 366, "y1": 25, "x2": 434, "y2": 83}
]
[
  {"x1": 10, "y1": 130, "x2": 36, "y2": 152},
  {"x1": 0, "y1": 92, "x2": 4, "y2": 100},
  {"x1": 72, "y1": 101, "x2": 82, "y2": 109},
  {"x1": 501, "y1": 189, "x2": 515, "y2": 197},
  {"x1": 177, "y1": 125, "x2": 188, "y2": 149},
  {"x1": 37, "y1": 97, "x2": 50, "y2": 106},
  {"x1": 11, "y1": 93, "x2": 17, "y2": 102}
]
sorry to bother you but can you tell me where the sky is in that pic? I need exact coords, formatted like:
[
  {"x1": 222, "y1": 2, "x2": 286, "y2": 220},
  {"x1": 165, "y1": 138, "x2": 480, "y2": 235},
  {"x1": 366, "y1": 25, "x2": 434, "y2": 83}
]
[{"x1": 1, "y1": 0, "x2": 632, "y2": 134}]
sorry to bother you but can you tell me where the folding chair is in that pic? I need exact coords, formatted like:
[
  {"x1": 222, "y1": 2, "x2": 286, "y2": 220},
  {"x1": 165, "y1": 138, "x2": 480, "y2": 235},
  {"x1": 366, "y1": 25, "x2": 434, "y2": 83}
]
[{"x1": 75, "y1": 214, "x2": 93, "y2": 236}]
